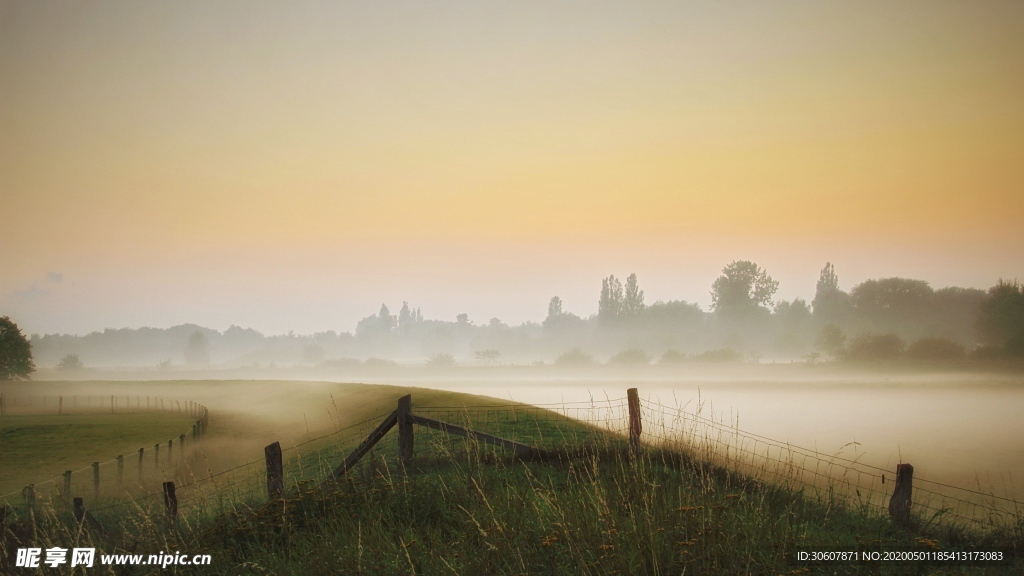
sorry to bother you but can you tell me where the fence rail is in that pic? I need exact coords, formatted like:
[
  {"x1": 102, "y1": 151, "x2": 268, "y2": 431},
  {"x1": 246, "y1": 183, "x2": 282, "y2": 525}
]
[{"x1": 2, "y1": 389, "x2": 1020, "y2": 538}]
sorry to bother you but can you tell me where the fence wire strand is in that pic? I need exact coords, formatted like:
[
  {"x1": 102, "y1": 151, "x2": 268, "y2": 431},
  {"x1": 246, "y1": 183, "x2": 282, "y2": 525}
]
[{"x1": 4, "y1": 394, "x2": 1021, "y2": 535}]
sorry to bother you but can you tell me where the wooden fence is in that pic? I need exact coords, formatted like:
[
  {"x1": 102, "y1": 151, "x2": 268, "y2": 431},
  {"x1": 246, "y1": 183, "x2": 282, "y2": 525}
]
[
  {"x1": 1, "y1": 395, "x2": 210, "y2": 522},
  {"x1": 5, "y1": 389, "x2": 1016, "y2": 535}
]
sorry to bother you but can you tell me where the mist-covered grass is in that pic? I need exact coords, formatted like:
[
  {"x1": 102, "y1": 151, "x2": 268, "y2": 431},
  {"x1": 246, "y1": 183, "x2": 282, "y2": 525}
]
[{"x1": 4, "y1": 390, "x2": 1021, "y2": 575}]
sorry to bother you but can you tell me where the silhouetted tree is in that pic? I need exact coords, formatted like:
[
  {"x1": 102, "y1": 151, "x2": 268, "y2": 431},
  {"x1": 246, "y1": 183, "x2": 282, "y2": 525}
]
[
  {"x1": 850, "y1": 278, "x2": 933, "y2": 335},
  {"x1": 622, "y1": 273, "x2": 645, "y2": 317},
  {"x1": 543, "y1": 296, "x2": 586, "y2": 335},
  {"x1": 975, "y1": 280, "x2": 1024, "y2": 355},
  {"x1": 183, "y1": 331, "x2": 210, "y2": 365},
  {"x1": 598, "y1": 275, "x2": 624, "y2": 325},
  {"x1": 642, "y1": 300, "x2": 704, "y2": 330},
  {"x1": 774, "y1": 298, "x2": 811, "y2": 330},
  {"x1": 0, "y1": 316, "x2": 35, "y2": 380},
  {"x1": 930, "y1": 287, "x2": 985, "y2": 344},
  {"x1": 710, "y1": 261, "x2": 778, "y2": 319},
  {"x1": 475, "y1": 349, "x2": 500, "y2": 365},
  {"x1": 812, "y1": 262, "x2": 852, "y2": 325},
  {"x1": 546, "y1": 296, "x2": 563, "y2": 320},
  {"x1": 302, "y1": 343, "x2": 325, "y2": 364},
  {"x1": 56, "y1": 353, "x2": 84, "y2": 371},
  {"x1": 378, "y1": 304, "x2": 396, "y2": 332},
  {"x1": 816, "y1": 324, "x2": 846, "y2": 359},
  {"x1": 356, "y1": 304, "x2": 397, "y2": 339},
  {"x1": 399, "y1": 302, "x2": 413, "y2": 332}
]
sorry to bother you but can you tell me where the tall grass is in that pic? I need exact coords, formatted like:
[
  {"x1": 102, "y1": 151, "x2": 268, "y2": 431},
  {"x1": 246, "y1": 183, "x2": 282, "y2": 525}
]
[{"x1": 3, "y1": 403, "x2": 1021, "y2": 575}]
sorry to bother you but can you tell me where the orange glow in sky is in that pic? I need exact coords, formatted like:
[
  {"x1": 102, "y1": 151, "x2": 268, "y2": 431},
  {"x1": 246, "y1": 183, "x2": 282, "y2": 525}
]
[{"x1": 2, "y1": 1, "x2": 1022, "y2": 334}]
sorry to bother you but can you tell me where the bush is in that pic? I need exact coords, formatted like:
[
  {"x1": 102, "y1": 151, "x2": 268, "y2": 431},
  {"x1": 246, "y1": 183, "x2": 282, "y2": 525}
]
[
  {"x1": 607, "y1": 348, "x2": 651, "y2": 365},
  {"x1": 844, "y1": 333, "x2": 905, "y2": 361},
  {"x1": 426, "y1": 353, "x2": 456, "y2": 367},
  {"x1": 905, "y1": 338, "x2": 966, "y2": 362},
  {"x1": 689, "y1": 348, "x2": 742, "y2": 363},
  {"x1": 659, "y1": 349, "x2": 687, "y2": 364},
  {"x1": 554, "y1": 348, "x2": 595, "y2": 366},
  {"x1": 56, "y1": 353, "x2": 84, "y2": 371}
]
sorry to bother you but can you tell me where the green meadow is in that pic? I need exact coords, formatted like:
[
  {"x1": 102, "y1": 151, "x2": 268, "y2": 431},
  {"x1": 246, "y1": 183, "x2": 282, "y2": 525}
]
[
  {"x1": 0, "y1": 413, "x2": 197, "y2": 497},
  {"x1": 1, "y1": 381, "x2": 1021, "y2": 574}
]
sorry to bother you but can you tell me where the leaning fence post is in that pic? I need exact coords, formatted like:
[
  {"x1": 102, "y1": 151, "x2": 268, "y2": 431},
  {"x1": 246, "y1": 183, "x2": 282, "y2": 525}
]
[
  {"x1": 138, "y1": 448, "x2": 145, "y2": 483},
  {"x1": 154, "y1": 443, "x2": 160, "y2": 471},
  {"x1": 398, "y1": 395, "x2": 413, "y2": 465},
  {"x1": 888, "y1": 463, "x2": 914, "y2": 524},
  {"x1": 627, "y1": 388, "x2": 642, "y2": 453},
  {"x1": 63, "y1": 471, "x2": 72, "y2": 505},
  {"x1": 265, "y1": 441, "x2": 284, "y2": 500},
  {"x1": 167, "y1": 439, "x2": 173, "y2": 467},
  {"x1": 162, "y1": 482, "x2": 177, "y2": 525}
]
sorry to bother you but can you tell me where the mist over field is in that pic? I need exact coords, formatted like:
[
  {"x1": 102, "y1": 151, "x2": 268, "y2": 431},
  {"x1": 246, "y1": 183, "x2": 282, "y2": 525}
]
[
  {"x1": 2, "y1": 4, "x2": 1024, "y2": 570},
  {"x1": 17, "y1": 262, "x2": 1022, "y2": 373}
]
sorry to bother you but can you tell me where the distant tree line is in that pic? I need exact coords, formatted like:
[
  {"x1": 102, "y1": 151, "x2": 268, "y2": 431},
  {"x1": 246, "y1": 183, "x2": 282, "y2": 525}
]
[{"x1": 7, "y1": 262, "x2": 1023, "y2": 373}]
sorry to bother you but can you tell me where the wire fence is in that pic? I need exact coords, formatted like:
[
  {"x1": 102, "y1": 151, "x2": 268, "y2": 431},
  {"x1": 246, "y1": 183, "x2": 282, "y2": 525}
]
[
  {"x1": 637, "y1": 397, "x2": 1023, "y2": 533},
  {"x1": 3, "y1": 391, "x2": 1020, "y2": 538},
  {"x1": 0, "y1": 394, "x2": 209, "y2": 514}
]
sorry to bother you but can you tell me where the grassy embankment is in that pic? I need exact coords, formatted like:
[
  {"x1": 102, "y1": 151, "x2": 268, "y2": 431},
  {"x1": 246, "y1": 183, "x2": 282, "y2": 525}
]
[{"x1": 2, "y1": 383, "x2": 1021, "y2": 575}]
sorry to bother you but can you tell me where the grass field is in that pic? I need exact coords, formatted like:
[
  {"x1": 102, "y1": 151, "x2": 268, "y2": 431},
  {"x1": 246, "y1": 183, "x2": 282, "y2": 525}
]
[
  {"x1": 2, "y1": 380, "x2": 1022, "y2": 574},
  {"x1": 0, "y1": 412, "x2": 198, "y2": 497}
]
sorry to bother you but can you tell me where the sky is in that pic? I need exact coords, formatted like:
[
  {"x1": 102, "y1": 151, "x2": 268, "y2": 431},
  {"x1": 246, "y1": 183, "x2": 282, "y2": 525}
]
[{"x1": 2, "y1": 0, "x2": 1023, "y2": 336}]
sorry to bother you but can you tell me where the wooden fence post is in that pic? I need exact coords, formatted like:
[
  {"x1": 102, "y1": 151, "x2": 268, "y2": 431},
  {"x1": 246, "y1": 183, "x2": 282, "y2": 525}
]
[
  {"x1": 138, "y1": 448, "x2": 145, "y2": 483},
  {"x1": 64, "y1": 471, "x2": 72, "y2": 505},
  {"x1": 398, "y1": 395, "x2": 413, "y2": 465},
  {"x1": 179, "y1": 434, "x2": 186, "y2": 456},
  {"x1": 93, "y1": 462, "x2": 100, "y2": 500},
  {"x1": 888, "y1": 463, "x2": 914, "y2": 524},
  {"x1": 627, "y1": 388, "x2": 642, "y2": 453},
  {"x1": 24, "y1": 484, "x2": 35, "y2": 518},
  {"x1": 162, "y1": 482, "x2": 177, "y2": 525},
  {"x1": 116, "y1": 455, "x2": 124, "y2": 487},
  {"x1": 167, "y1": 439, "x2": 173, "y2": 467},
  {"x1": 73, "y1": 498, "x2": 85, "y2": 524},
  {"x1": 265, "y1": 441, "x2": 284, "y2": 500},
  {"x1": 154, "y1": 443, "x2": 160, "y2": 471}
]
